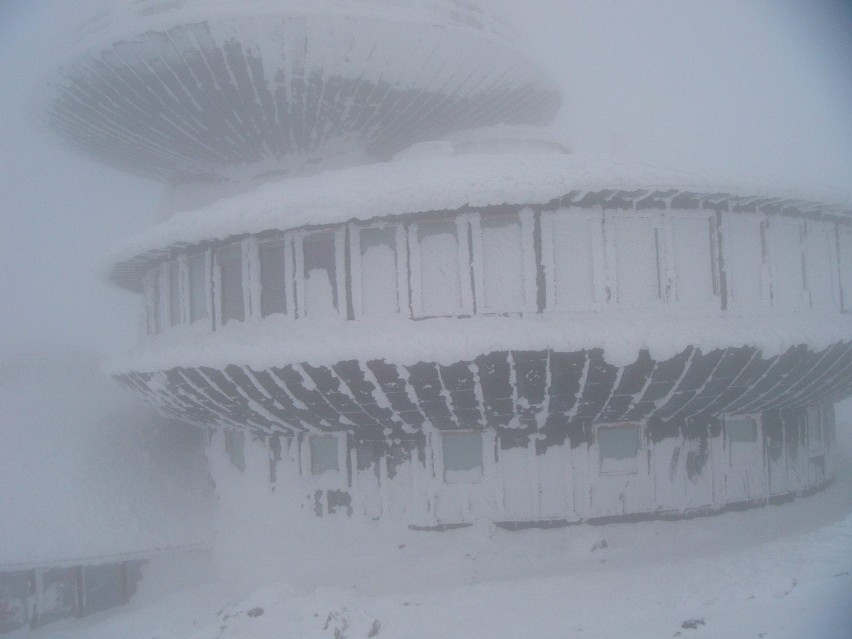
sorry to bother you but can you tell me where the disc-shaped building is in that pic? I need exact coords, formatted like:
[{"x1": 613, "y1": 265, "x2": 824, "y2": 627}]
[{"x1": 43, "y1": 0, "x2": 852, "y2": 528}]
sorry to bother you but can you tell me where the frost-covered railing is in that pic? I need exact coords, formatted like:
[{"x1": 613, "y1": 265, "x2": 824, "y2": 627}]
[
  {"x1": 76, "y1": 0, "x2": 518, "y2": 42},
  {"x1": 141, "y1": 206, "x2": 851, "y2": 337}
]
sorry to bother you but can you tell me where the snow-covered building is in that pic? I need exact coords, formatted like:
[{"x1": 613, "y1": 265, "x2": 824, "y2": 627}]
[
  {"x1": 0, "y1": 347, "x2": 212, "y2": 632},
  {"x1": 39, "y1": 0, "x2": 852, "y2": 530}
]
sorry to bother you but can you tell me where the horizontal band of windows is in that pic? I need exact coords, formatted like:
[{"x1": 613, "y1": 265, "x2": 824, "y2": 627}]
[{"x1": 142, "y1": 210, "x2": 850, "y2": 336}]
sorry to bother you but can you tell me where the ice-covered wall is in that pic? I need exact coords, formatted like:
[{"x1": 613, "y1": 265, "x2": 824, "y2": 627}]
[
  {"x1": 206, "y1": 403, "x2": 836, "y2": 527},
  {"x1": 125, "y1": 202, "x2": 852, "y2": 365}
]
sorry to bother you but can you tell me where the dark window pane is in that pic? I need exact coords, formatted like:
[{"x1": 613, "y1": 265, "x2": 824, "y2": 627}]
[
  {"x1": 442, "y1": 431, "x2": 483, "y2": 477},
  {"x1": 598, "y1": 424, "x2": 641, "y2": 460},
  {"x1": 0, "y1": 571, "x2": 32, "y2": 632},
  {"x1": 310, "y1": 436, "x2": 339, "y2": 475},
  {"x1": 188, "y1": 253, "x2": 208, "y2": 323},
  {"x1": 82, "y1": 563, "x2": 124, "y2": 615},
  {"x1": 727, "y1": 417, "x2": 757, "y2": 443},
  {"x1": 39, "y1": 567, "x2": 78, "y2": 625},
  {"x1": 259, "y1": 239, "x2": 287, "y2": 317},
  {"x1": 217, "y1": 244, "x2": 244, "y2": 324}
]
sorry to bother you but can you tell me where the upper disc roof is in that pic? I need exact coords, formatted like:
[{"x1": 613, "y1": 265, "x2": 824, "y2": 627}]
[{"x1": 40, "y1": 0, "x2": 561, "y2": 182}]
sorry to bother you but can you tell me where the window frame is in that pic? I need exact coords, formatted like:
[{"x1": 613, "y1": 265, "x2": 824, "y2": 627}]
[
  {"x1": 294, "y1": 228, "x2": 346, "y2": 321},
  {"x1": 667, "y1": 210, "x2": 721, "y2": 309},
  {"x1": 470, "y1": 209, "x2": 536, "y2": 316},
  {"x1": 251, "y1": 233, "x2": 295, "y2": 321},
  {"x1": 594, "y1": 422, "x2": 643, "y2": 476},
  {"x1": 724, "y1": 414, "x2": 762, "y2": 467},
  {"x1": 804, "y1": 221, "x2": 840, "y2": 311},
  {"x1": 350, "y1": 222, "x2": 409, "y2": 319},
  {"x1": 806, "y1": 406, "x2": 824, "y2": 454},
  {"x1": 165, "y1": 257, "x2": 184, "y2": 328},
  {"x1": 839, "y1": 226, "x2": 852, "y2": 314},
  {"x1": 143, "y1": 266, "x2": 161, "y2": 335},
  {"x1": 720, "y1": 212, "x2": 772, "y2": 310},
  {"x1": 213, "y1": 240, "x2": 249, "y2": 328},
  {"x1": 302, "y1": 432, "x2": 348, "y2": 483},
  {"x1": 439, "y1": 429, "x2": 485, "y2": 484},
  {"x1": 540, "y1": 208, "x2": 607, "y2": 313},
  {"x1": 186, "y1": 249, "x2": 212, "y2": 327},
  {"x1": 408, "y1": 215, "x2": 474, "y2": 319},
  {"x1": 766, "y1": 215, "x2": 808, "y2": 310},
  {"x1": 605, "y1": 211, "x2": 667, "y2": 308}
]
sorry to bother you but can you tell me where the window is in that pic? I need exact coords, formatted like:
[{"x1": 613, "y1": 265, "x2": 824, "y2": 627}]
[
  {"x1": 216, "y1": 243, "x2": 244, "y2": 325},
  {"x1": 0, "y1": 571, "x2": 32, "y2": 632},
  {"x1": 840, "y1": 228, "x2": 852, "y2": 313},
  {"x1": 359, "y1": 226, "x2": 399, "y2": 316},
  {"x1": 187, "y1": 252, "x2": 209, "y2": 323},
  {"x1": 726, "y1": 416, "x2": 760, "y2": 466},
  {"x1": 310, "y1": 435, "x2": 340, "y2": 475},
  {"x1": 722, "y1": 215, "x2": 767, "y2": 309},
  {"x1": 146, "y1": 268, "x2": 161, "y2": 334},
  {"x1": 38, "y1": 568, "x2": 78, "y2": 625},
  {"x1": 544, "y1": 210, "x2": 600, "y2": 310},
  {"x1": 81, "y1": 563, "x2": 125, "y2": 615},
  {"x1": 671, "y1": 213, "x2": 717, "y2": 306},
  {"x1": 224, "y1": 430, "x2": 245, "y2": 471},
  {"x1": 807, "y1": 407, "x2": 823, "y2": 450},
  {"x1": 258, "y1": 238, "x2": 288, "y2": 318},
  {"x1": 441, "y1": 430, "x2": 483, "y2": 482},
  {"x1": 805, "y1": 224, "x2": 837, "y2": 310},
  {"x1": 302, "y1": 232, "x2": 339, "y2": 318},
  {"x1": 414, "y1": 221, "x2": 464, "y2": 317},
  {"x1": 768, "y1": 218, "x2": 806, "y2": 308},
  {"x1": 611, "y1": 214, "x2": 663, "y2": 306},
  {"x1": 597, "y1": 423, "x2": 642, "y2": 474},
  {"x1": 479, "y1": 213, "x2": 525, "y2": 312},
  {"x1": 727, "y1": 417, "x2": 757, "y2": 443},
  {"x1": 167, "y1": 260, "x2": 182, "y2": 327}
]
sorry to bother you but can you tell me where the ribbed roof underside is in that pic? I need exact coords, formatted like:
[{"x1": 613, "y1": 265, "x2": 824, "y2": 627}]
[
  {"x1": 117, "y1": 343, "x2": 852, "y2": 441},
  {"x1": 44, "y1": 15, "x2": 560, "y2": 181}
]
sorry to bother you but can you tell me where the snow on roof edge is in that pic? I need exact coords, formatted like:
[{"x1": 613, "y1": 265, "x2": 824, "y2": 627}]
[
  {"x1": 102, "y1": 149, "x2": 852, "y2": 288},
  {"x1": 106, "y1": 311, "x2": 852, "y2": 376}
]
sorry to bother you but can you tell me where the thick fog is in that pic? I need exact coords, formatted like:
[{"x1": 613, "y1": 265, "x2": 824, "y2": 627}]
[{"x1": 0, "y1": 0, "x2": 850, "y2": 353}]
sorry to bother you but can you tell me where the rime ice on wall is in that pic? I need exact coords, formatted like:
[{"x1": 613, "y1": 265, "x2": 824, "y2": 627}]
[{"x1": 206, "y1": 402, "x2": 836, "y2": 527}]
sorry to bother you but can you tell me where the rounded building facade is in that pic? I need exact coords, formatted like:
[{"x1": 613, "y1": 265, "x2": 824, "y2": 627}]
[{"x1": 42, "y1": 1, "x2": 852, "y2": 528}]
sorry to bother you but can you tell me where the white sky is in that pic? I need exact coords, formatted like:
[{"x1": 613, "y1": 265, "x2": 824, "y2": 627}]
[{"x1": 0, "y1": 0, "x2": 850, "y2": 354}]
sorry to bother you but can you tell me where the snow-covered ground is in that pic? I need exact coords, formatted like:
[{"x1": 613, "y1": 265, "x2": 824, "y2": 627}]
[{"x1": 27, "y1": 418, "x2": 852, "y2": 639}]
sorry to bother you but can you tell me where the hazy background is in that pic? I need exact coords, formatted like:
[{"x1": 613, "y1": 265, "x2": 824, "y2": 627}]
[{"x1": 1, "y1": 0, "x2": 850, "y2": 354}]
